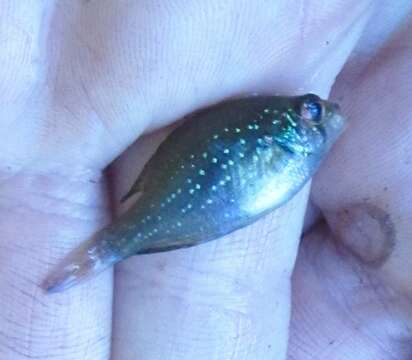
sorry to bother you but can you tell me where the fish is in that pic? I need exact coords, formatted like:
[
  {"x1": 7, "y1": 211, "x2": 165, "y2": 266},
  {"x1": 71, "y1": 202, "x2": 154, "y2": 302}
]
[{"x1": 43, "y1": 93, "x2": 346, "y2": 293}]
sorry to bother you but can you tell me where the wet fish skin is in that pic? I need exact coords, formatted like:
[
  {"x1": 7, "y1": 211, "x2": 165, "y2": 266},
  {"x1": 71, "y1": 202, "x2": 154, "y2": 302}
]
[{"x1": 43, "y1": 93, "x2": 346, "y2": 292}]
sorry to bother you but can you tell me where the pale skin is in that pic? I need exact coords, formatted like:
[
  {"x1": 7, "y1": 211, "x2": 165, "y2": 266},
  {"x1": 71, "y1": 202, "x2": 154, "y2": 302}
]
[{"x1": 0, "y1": 1, "x2": 411, "y2": 359}]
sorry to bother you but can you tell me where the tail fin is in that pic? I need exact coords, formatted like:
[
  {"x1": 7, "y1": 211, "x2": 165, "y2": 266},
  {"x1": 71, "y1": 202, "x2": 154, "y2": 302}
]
[{"x1": 42, "y1": 232, "x2": 122, "y2": 293}]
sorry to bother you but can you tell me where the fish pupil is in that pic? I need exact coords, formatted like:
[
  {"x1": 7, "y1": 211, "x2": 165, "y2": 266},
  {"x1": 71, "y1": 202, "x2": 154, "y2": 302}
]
[{"x1": 301, "y1": 100, "x2": 322, "y2": 123}]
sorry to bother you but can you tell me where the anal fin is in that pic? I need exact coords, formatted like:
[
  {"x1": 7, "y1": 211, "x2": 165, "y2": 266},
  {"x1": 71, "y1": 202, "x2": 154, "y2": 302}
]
[
  {"x1": 120, "y1": 179, "x2": 143, "y2": 203},
  {"x1": 136, "y1": 238, "x2": 199, "y2": 254}
]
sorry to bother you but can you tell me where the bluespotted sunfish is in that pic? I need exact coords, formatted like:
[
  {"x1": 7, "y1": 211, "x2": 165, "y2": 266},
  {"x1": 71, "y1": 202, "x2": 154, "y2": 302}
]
[{"x1": 43, "y1": 93, "x2": 345, "y2": 292}]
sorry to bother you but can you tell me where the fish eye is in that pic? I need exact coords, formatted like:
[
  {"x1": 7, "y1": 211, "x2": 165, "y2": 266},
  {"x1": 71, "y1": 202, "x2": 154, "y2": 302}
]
[{"x1": 300, "y1": 99, "x2": 323, "y2": 123}]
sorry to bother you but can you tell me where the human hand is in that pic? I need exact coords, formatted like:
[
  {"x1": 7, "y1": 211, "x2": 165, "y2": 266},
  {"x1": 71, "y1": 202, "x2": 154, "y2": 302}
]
[{"x1": 0, "y1": 1, "x2": 411, "y2": 359}]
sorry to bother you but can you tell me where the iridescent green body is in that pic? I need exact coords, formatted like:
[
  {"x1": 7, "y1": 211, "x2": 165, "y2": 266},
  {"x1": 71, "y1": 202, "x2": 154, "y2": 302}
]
[{"x1": 44, "y1": 94, "x2": 345, "y2": 292}]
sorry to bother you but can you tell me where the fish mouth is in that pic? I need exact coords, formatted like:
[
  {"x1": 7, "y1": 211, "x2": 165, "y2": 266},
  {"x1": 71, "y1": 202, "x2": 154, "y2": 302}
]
[
  {"x1": 321, "y1": 99, "x2": 347, "y2": 146},
  {"x1": 325, "y1": 112, "x2": 347, "y2": 148},
  {"x1": 323, "y1": 99, "x2": 345, "y2": 128},
  {"x1": 331, "y1": 111, "x2": 347, "y2": 131}
]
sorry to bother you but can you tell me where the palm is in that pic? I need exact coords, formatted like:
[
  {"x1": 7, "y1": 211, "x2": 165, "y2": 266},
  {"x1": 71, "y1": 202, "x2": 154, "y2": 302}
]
[{"x1": 0, "y1": 1, "x2": 411, "y2": 359}]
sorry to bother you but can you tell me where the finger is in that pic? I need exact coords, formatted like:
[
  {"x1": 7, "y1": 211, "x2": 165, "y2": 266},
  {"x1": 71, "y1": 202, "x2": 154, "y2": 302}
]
[
  {"x1": 34, "y1": 0, "x2": 372, "y2": 170},
  {"x1": 289, "y1": 12, "x2": 412, "y2": 359},
  {"x1": 0, "y1": 1, "x2": 46, "y2": 103},
  {"x1": 0, "y1": 1, "x2": 51, "y2": 168},
  {"x1": 110, "y1": 130, "x2": 310, "y2": 360},
  {"x1": 0, "y1": 2, "x2": 113, "y2": 358},
  {"x1": 313, "y1": 13, "x2": 412, "y2": 298},
  {"x1": 0, "y1": 171, "x2": 113, "y2": 359},
  {"x1": 106, "y1": 2, "x2": 374, "y2": 358}
]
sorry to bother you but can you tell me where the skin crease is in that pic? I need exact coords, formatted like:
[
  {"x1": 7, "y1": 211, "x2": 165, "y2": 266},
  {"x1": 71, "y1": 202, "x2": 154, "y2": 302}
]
[{"x1": 0, "y1": 2, "x2": 411, "y2": 360}]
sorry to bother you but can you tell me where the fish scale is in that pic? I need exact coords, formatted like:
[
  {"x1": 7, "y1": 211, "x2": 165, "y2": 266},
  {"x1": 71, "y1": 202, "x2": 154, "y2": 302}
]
[{"x1": 43, "y1": 93, "x2": 346, "y2": 292}]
